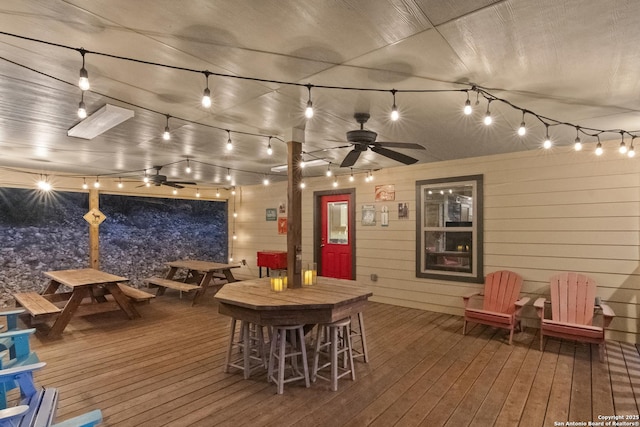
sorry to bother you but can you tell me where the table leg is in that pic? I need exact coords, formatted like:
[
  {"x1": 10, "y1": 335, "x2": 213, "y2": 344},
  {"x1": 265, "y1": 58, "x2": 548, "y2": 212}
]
[
  {"x1": 192, "y1": 271, "x2": 215, "y2": 306},
  {"x1": 165, "y1": 267, "x2": 179, "y2": 280},
  {"x1": 48, "y1": 287, "x2": 89, "y2": 338},
  {"x1": 42, "y1": 279, "x2": 61, "y2": 295},
  {"x1": 259, "y1": 267, "x2": 263, "y2": 278},
  {"x1": 105, "y1": 283, "x2": 139, "y2": 319},
  {"x1": 222, "y1": 269, "x2": 237, "y2": 283}
]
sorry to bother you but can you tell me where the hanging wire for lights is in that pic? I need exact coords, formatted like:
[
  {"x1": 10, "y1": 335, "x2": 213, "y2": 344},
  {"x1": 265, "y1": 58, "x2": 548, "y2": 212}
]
[
  {"x1": 163, "y1": 115, "x2": 171, "y2": 141},
  {"x1": 463, "y1": 90, "x2": 473, "y2": 115},
  {"x1": 77, "y1": 91, "x2": 87, "y2": 119},
  {"x1": 304, "y1": 84, "x2": 314, "y2": 119},
  {"x1": 78, "y1": 48, "x2": 90, "y2": 91},
  {"x1": 574, "y1": 127, "x2": 582, "y2": 151},
  {"x1": 226, "y1": 130, "x2": 232, "y2": 151},
  {"x1": 390, "y1": 89, "x2": 399, "y2": 121},
  {"x1": 517, "y1": 111, "x2": 526, "y2": 136},
  {"x1": 201, "y1": 71, "x2": 212, "y2": 108},
  {"x1": 619, "y1": 131, "x2": 627, "y2": 154},
  {"x1": 266, "y1": 137, "x2": 273, "y2": 155},
  {"x1": 542, "y1": 123, "x2": 552, "y2": 149}
]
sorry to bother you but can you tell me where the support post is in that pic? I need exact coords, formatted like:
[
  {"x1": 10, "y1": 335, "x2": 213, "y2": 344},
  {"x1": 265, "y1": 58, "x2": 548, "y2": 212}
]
[
  {"x1": 88, "y1": 189, "x2": 100, "y2": 269},
  {"x1": 286, "y1": 127, "x2": 304, "y2": 288}
]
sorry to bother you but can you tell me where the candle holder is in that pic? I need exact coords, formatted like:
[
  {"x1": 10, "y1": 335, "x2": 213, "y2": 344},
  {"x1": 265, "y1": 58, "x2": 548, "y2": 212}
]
[
  {"x1": 270, "y1": 269, "x2": 287, "y2": 292},
  {"x1": 302, "y1": 262, "x2": 317, "y2": 286}
]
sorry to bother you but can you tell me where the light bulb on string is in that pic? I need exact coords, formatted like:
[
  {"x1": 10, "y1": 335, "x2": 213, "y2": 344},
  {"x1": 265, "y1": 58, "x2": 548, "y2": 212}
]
[
  {"x1": 595, "y1": 136, "x2": 603, "y2": 156},
  {"x1": 263, "y1": 176, "x2": 270, "y2": 186},
  {"x1": 172, "y1": 189, "x2": 178, "y2": 195},
  {"x1": 463, "y1": 91, "x2": 473, "y2": 115},
  {"x1": 78, "y1": 49, "x2": 90, "y2": 91},
  {"x1": 77, "y1": 92, "x2": 87, "y2": 119},
  {"x1": 81, "y1": 178, "x2": 87, "y2": 190},
  {"x1": 349, "y1": 168, "x2": 354, "y2": 182},
  {"x1": 304, "y1": 84, "x2": 314, "y2": 119},
  {"x1": 37, "y1": 175, "x2": 51, "y2": 192},
  {"x1": 326, "y1": 163, "x2": 332, "y2": 177},
  {"x1": 226, "y1": 130, "x2": 233, "y2": 151},
  {"x1": 542, "y1": 124, "x2": 552, "y2": 149},
  {"x1": 483, "y1": 99, "x2": 492, "y2": 125},
  {"x1": 93, "y1": 177, "x2": 100, "y2": 188},
  {"x1": 117, "y1": 178, "x2": 123, "y2": 189},
  {"x1": 162, "y1": 115, "x2": 171, "y2": 141},
  {"x1": 233, "y1": 232, "x2": 237, "y2": 240},
  {"x1": 216, "y1": 188, "x2": 220, "y2": 198},
  {"x1": 266, "y1": 137, "x2": 273, "y2": 155},
  {"x1": 619, "y1": 132, "x2": 627, "y2": 154},
  {"x1": 628, "y1": 137, "x2": 636, "y2": 158},
  {"x1": 517, "y1": 111, "x2": 526, "y2": 136},
  {"x1": 332, "y1": 177, "x2": 338, "y2": 188},
  {"x1": 390, "y1": 89, "x2": 399, "y2": 121},
  {"x1": 195, "y1": 188, "x2": 201, "y2": 198},
  {"x1": 201, "y1": 72, "x2": 212, "y2": 108},
  {"x1": 231, "y1": 187, "x2": 236, "y2": 196},
  {"x1": 233, "y1": 211, "x2": 238, "y2": 218},
  {"x1": 574, "y1": 127, "x2": 582, "y2": 151},
  {"x1": 226, "y1": 168, "x2": 231, "y2": 181},
  {"x1": 369, "y1": 171, "x2": 374, "y2": 181},
  {"x1": 185, "y1": 159, "x2": 191, "y2": 174},
  {"x1": 300, "y1": 180, "x2": 306, "y2": 189},
  {"x1": 300, "y1": 159, "x2": 306, "y2": 168}
]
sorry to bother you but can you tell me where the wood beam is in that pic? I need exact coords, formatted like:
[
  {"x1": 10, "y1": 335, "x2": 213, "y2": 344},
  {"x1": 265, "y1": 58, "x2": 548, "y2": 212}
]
[{"x1": 286, "y1": 127, "x2": 304, "y2": 288}]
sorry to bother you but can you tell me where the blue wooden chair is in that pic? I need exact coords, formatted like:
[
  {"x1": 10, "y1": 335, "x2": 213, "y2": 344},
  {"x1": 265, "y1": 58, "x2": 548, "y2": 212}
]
[
  {"x1": 0, "y1": 310, "x2": 28, "y2": 360},
  {"x1": 0, "y1": 362, "x2": 102, "y2": 427}
]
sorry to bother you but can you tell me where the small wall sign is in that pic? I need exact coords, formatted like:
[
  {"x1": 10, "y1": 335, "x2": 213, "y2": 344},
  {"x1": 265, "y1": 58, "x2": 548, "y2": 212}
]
[
  {"x1": 375, "y1": 184, "x2": 395, "y2": 201},
  {"x1": 266, "y1": 208, "x2": 277, "y2": 221}
]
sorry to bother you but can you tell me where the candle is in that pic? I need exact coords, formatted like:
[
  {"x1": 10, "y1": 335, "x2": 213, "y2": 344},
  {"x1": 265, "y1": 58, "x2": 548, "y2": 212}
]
[
  {"x1": 304, "y1": 270, "x2": 313, "y2": 285},
  {"x1": 270, "y1": 277, "x2": 284, "y2": 292}
]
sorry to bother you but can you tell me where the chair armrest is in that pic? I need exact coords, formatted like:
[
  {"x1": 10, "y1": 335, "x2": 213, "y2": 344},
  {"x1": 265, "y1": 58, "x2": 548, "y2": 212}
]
[
  {"x1": 599, "y1": 303, "x2": 615, "y2": 328},
  {"x1": 0, "y1": 362, "x2": 46, "y2": 380},
  {"x1": 0, "y1": 328, "x2": 36, "y2": 339},
  {"x1": 462, "y1": 291, "x2": 482, "y2": 308},
  {"x1": 0, "y1": 309, "x2": 25, "y2": 317},
  {"x1": 515, "y1": 297, "x2": 530, "y2": 307},
  {"x1": 0, "y1": 404, "x2": 29, "y2": 421},
  {"x1": 534, "y1": 297, "x2": 546, "y2": 319},
  {"x1": 52, "y1": 409, "x2": 103, "y2": 427}
]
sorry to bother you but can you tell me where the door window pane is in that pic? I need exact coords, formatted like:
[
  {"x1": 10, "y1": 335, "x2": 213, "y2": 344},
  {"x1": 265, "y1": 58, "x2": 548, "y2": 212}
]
[{"x1": 327, "y1": 202, "x2": 348, "y2": 244}]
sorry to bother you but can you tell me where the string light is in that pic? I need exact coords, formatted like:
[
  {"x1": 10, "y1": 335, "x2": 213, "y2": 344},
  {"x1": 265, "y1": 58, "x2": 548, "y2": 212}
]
[
  {"x1": 231, "y1": 187, "x2": 236, "y2": 195},
  {"x1": 332, "y1": 177, "x2": 338, "y2": 188},
  {"x1": 542, "y1": 124, "x2": 552, "y2": 149},
  {"x1": 163, "y1": 115, "x2": 171, "y2": 141},
  {"x1": 266, "y1": 137, "x2": 273, "y2": 155},
  {"x1": 304, "y1": 84, "x2": 314, "y2": 119},
  {"x1": 233, "y1": 232, "x2": 237, "y2": 240},
  {"x1": 349, "y1": 168, "x2": 354, "y2": 182},
  {"x1": 300, "y1": 180, "x2": 306, "y2": 189},
  {"x1": 628, "y1": 137, "x2": 636, "y2": 158},
  {"x1": 226, "y1": 168, "x2": 231, "y2": 181},
  {"x1": 619, "y1": 132, "x2": 627, "y2": 154},
  {"x1": 195, "y1": 188, "x2": 201, "y2": 197},
  {"x1": 574, "y1": 127, "x2": 582, "y2": 151},
  {"x1": 78, "y1": 49, "x2": 90, "y2": 91},
  {"x1": 77, "y1": 92, "x2": 87, "y2": 119},
  {"x1": 483, "y1": 99, "x2": 493, "y2": 125},
  {"x1": 263, "y1": 176, "x2": 270, "y2": 186},
  {"x1": 172, "y1": 188, "x2": 178, "y2": 195},
  {"x1": 517, "y1": 111, "x2": 526, "y2": 136},
  {"x1": 185, "y1": 159, "x2": 191, "y2": 174},
  {"x1": 300, "y1": 159, "x2": 306, "y2": 168},
  {"x1": 226, "y1": 130, "x2": 232, "y2": 151},
  {"x1": 117, "y1": 178, "x2": 123, "y2": 189},
  {"x1": 143, "y1": 171, "x2": 149, "y2": 183},
  {"x1": 82, "y1": 178, "x2": 88, "y2": 190},
  {"x1": 463, "y1": 91, "x2": 473, "y2": 115},
  {"x1": 93, "y1": 177, "x2": 100, "y2": 188},
  {"x1": 326, "y1": 163, "x2": 332, "y2": 177},
  {"x1": 595, "y1": 136, "x2": 603, "y2": 156},
  {"x1": 369, "y1": 170, "x2": 374, "y2": 181},
  {"x1": 216, "y1": 188, "x2": 220, "y2": 197},
  {"x1": 145, "y1": 181, "x2": 151, "y2": 187},
  {"x1": 201, "y1": 72, "x2": 212, "y2": 108},
  {"x1": 37, "y1": 175, "x2": 51, "y2": 191},
  {"x1": 233, "y1": 211, "x2": 238, "y2": 218},
  {"x1": 390, "y1": 89, "x2": 399, "y2": 121}
]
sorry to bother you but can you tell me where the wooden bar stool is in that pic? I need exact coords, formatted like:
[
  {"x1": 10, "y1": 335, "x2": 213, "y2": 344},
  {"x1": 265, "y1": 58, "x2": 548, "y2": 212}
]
[
  {"x1": 350, "y1": 312, "x2": 369, "y2": 363},
  {"x1": 224, "y1": 318, "x2": 269, "y2": 379},
  {"x1": 312, "y1": 317, "x2": 355, "y2": 391},
  {"x1": 267, "y1": 324, "x2": 310, "y2": 394}
]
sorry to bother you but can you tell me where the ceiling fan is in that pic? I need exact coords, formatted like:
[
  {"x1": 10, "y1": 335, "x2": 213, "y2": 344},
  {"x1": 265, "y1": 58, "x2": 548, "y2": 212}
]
[
  {"x1": 338, "y1": 113, "x2": 426, "y2": 168},
  {"x1": 143, "y1": 166, "x2": 197, "y2": 189}
]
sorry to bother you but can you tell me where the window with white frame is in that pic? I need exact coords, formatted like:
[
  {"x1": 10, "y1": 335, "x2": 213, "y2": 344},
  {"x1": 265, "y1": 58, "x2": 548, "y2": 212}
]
[{"x1": 416, "y1": 175, "x2": 483, "y2": 283}]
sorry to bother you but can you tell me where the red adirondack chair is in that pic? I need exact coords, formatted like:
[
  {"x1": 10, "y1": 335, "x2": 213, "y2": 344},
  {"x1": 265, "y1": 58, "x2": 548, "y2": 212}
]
[
  {"x1": 534, "y1": 272, "x2": 615, "y2": 362},
  {"x1": 462, "y1": 270, "x2": 529, "y2": 344}
]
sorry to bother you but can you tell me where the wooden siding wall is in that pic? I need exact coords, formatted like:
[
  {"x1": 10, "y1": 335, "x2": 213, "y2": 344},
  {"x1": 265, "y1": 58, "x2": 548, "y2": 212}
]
[{"x1": 231, "y1": 141, "x2": 640, "y2": 344}]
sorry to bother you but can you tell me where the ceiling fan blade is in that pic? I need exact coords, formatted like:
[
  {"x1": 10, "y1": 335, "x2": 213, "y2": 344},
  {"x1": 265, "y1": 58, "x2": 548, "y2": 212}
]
[
  {"x1": 163, "y1": 182, "x2": 185, "y2": 189},
  {"x1": 371, "y1": 146, "x2": 419, "y2": 165},
  {"x1": 340, "y1": 149, "x2": 363, "y2": 167},
  {"x1": 167, "y1": 181, "x2": 197, "y2": 185},
  {"x1": 378, "y1": 141, "x2": 426, "y2": 150}
]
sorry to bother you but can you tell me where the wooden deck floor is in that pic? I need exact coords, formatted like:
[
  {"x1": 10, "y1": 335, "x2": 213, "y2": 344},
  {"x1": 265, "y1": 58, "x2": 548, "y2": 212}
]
[{"x1": 21, "y1": 291, "x2": 640, "y2": 426}]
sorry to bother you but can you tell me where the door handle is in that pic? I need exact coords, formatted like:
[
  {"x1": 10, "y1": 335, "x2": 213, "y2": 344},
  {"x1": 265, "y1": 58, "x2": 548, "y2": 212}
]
[{"x1": 320, "y1": 244, "x2": 325, "y2": 247}]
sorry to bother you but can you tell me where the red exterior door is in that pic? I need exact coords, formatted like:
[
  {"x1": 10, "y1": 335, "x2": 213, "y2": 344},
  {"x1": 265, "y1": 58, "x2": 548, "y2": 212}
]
[{"x1": 320, "y1": 193, "x2": 352, "y2": 279}]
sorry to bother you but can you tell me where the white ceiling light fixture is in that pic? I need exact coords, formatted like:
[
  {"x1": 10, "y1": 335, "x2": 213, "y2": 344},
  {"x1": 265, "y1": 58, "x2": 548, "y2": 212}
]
[
  {"x1": 390, "y1": 89, "x2": 399, "y2": 121},
  {"x1": 304, "y1": 84, "x2": 314, "y2": 119},
  {"x1": 271, "y1": 158, "x2": 326, "y2": 172},
  {"x1": 67, "y1": 104, "x2": 134, "y2": 140},
  {"x1": 201, "y1": 71, "x2": 212, "y2": 108},
  {"x1": 78, "y1": 49, "x2": 90, "y2": 91}
]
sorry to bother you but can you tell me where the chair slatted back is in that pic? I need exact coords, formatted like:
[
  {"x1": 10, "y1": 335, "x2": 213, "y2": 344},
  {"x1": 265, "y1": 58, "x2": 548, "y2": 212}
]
[
  {"x1": 549, "y1": 272, "x2": 597, "y2": 325},
  {"x1": 482, "y1": 270, "x2": 523, "y2": 314}
]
